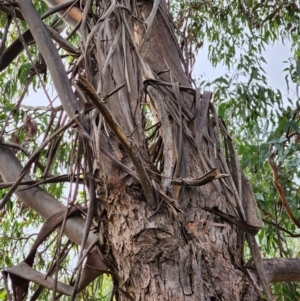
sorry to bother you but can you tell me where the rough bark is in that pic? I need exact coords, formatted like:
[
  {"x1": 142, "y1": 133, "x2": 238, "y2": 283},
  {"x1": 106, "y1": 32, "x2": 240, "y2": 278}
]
[{"x1": 72, "y1": 0, "x2": 259, "y2": 300}]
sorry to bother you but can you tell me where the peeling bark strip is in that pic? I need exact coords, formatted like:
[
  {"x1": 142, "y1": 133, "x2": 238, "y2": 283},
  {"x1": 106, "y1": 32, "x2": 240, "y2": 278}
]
[
  {"x1": 16, "y1": 0, "x2": 82, "y2": 119},
  {"x1": 194, "y1": 90, "x2": 211, "y2": 147},
  {"x1": 201, "y1": 206, "x2": 261, "y2": 235},
  {"x1": 171, "y1": 168, "x2": 229, "y2": 186},
  {"x1": 4, "y1": 263, "x2": 73, "y2": 297},
  {"x1": 26, "y1": 208, "x2": 82, "y2": 267},
  {"x1": 77, "y1": 76, "x2": 156, "y2": 209}
]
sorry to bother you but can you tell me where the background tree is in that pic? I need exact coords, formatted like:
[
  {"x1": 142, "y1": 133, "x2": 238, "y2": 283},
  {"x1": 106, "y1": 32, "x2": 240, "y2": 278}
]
[{"x1": 1, "y1": 0, "x2": 300, "y2": 300}]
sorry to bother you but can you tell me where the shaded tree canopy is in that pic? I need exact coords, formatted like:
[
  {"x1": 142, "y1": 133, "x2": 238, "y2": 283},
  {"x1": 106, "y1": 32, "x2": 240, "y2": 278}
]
[{"x1": 1, "y1": 0, "x2": 300, "y2": 300}]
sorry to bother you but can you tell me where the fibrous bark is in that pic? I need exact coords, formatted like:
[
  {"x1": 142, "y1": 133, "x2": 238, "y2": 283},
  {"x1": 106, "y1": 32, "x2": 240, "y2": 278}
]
[{"x1": 65, "y1": 0, "x2": 260, "y2": 300}]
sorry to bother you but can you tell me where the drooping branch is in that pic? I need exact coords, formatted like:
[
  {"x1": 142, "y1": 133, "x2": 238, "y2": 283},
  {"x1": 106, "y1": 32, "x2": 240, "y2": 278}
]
[{"x1": 268, "y1": 152, "x2": 300, "y2": 228}]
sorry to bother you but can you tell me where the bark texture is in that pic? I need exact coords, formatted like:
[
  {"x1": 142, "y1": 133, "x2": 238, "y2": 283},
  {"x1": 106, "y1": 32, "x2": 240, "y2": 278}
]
[{"x1": 75, "y1": 0, "x2": 260, "y2": 300}]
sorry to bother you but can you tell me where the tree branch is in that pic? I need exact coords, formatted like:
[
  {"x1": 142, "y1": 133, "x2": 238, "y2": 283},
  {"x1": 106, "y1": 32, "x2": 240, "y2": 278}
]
[
  {"x1": 263, "y1": 258, "x2": 300, "y2": 283},
  {"x1": 16, "y1": 0, "x2": 82, "y2": 119},
  {"x1": 0, "y1": 144, "x2": 96, "y2": 248}
]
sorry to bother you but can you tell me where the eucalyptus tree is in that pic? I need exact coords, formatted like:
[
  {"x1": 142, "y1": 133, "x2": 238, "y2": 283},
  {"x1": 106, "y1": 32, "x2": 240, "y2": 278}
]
[
  {"x1": 176, "y1": 2, "x2": 300, "y2": 298},
  {"x1": 1, "y1": 1, "x2": 300, "y2": 301}
]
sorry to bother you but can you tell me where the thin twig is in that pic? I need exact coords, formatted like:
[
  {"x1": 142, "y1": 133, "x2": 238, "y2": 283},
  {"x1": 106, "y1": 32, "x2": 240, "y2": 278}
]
[{"x1": 268, "y1": 152, "x2": 300, "y2": 228}]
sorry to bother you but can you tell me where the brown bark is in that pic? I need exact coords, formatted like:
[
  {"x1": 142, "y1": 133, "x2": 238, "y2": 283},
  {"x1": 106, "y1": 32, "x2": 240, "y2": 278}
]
[
  {"x1": 74, "y1": 1, "x2": 260, "y2": 300},
  {"x1": 264, "y1": 258, "x2": 300, "y2": 283}
]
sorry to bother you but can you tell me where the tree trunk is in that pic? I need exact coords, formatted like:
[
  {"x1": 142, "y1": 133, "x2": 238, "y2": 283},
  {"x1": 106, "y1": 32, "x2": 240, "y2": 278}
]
[{"x1": 75, "y1": 1, "x2": 260, "y2": 300}]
